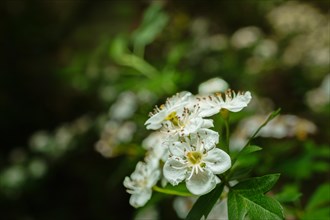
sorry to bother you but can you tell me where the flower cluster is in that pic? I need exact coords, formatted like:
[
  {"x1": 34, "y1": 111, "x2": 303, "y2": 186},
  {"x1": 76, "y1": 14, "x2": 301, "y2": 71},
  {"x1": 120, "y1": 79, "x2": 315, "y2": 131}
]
[{"x1": 124, "y1": 89, "x2": 252, "y2": 207}]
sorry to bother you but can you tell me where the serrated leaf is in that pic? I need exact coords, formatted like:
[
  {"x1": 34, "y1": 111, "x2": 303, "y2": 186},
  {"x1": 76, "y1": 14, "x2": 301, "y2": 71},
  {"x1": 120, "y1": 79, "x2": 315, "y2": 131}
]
[
  {"x1": 186, "y1": 182, "x2": 225, "y2": 220},
  {"x1": 228, "y1": 174, "x2": 284, "y2": 220}
]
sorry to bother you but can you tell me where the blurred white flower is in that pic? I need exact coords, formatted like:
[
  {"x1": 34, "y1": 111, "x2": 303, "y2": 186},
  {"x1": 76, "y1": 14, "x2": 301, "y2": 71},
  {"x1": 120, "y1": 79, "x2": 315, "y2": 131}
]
[
  {"x1": 95, "y1": 121, "x2": 136, "y2": 158},
  {"x1": 134, "y1": 205, "x2": 159, "y2": 220},
  {"x1": 231, "y1": 26, "x2": 262, "y2": 49},
  {"x1": 198, "y1": 77, "x2": 229, "y2": 95},
  {"x1": 173, "y1": 196, "x2": 228, "y2": 220},
  {"x1": 230, "y1": 114, "x2": 317, "y2": 151},
  {"x1": 123, "y1": 161, "x2": 160, "y2": 208},
  {"x1": 109, "y1": 91, "x2": 137, "y2": 121},
  {"x1": 208, "y1": 34, "x2": 228, "y2": 51},
  {"x1": 173, "y1": 196, "x2": 197, "y2": 219},
  {"x1": 306, "y1": 74, "x2": 330, "y2": 111},
  {"x1": 267, "y1": 1, "x2": 329, "y2": 67},
  {"x1": 267, "y1": 1, "x2": 324, "y2": 35},
  {"x1": 254, "y1": 39, "x2": 278, "y2": 59},
  {"x1": 163, "y1": 135, "x2": 230, "y2": 195}
]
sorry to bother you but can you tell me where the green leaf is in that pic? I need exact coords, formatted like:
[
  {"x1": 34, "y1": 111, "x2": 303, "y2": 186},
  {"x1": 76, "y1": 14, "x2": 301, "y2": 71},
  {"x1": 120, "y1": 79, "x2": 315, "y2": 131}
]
[
  {"x1": 131, "y1": 2, "x2": 169, "y2": 56},
  {"x1": 229, "y1": 146, "x2": 261, "y2": 180},
  {"x1": 109, "y1": 36, "x2": 128, "y2": 59},
  {"x1": 239, "y1": 145, "x2": 263, "y2": 155},
  {"x1": 228, "y1": 174, "x2": 284, "y2": 220},
  {"x1": 303, "y1": 183, "x2": 330, "y2": 220},
  {"x1": 275, "y1": 184, "x2": 302, "y2": 203},
  {"x1": 186, "y1": 182, "x2": 225, "y2": 220},
  {"x1": 232, "y1": 145, "x2": 262, "y2": 165},
  {"x1": 306, "y1": 183, "x2": 330, "y2": 211}
]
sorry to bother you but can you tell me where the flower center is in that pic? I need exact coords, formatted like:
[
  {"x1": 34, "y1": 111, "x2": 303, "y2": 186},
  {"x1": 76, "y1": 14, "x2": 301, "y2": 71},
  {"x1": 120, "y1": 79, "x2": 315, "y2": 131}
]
[
  {"x1": 165, "y1": 111, "x2": 180, "y2": 126},
  {"x1": 186, "y1": 151, "x2": 203, "y2": 165}
]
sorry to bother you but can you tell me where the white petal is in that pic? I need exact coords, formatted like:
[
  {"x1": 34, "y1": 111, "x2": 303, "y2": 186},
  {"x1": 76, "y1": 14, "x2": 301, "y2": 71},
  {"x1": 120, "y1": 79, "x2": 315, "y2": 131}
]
[
  {"x1": 129, "y1": 188, "x2": 152, "y2": 208},
  {"x1": 204, "y1": 148, "x2": 231, "y2": 174},
  {"x1": 222, "y1": 91, "x2": 252, "y2": 112},
  {"x1": 147, "y1": 169, "x2": 161, "y2": 188},
  {"x1": 202, "y1": 119, "x2": 214, "y2": 128},
  {"x1": 145, "y1": 111, "x2": 167, "y2": 130},
  {"x1": 163, "y1": 158, "x2": 187, "y2": 186},
  {"x1": 190, "y1": 129, "x2": 219, "y2": 151},
  {"x1": 183, "y1": 117, "x2": 204, "y2": 135},
  {"x1": 199, "y1": 107, "x2": 220, "y2": 118},
  {"x1": 186, "y1": 169, "x2": 218, "y2": 195},
  {"x1": 169, "y1": 142, "x2": 189, "y2": 157}
]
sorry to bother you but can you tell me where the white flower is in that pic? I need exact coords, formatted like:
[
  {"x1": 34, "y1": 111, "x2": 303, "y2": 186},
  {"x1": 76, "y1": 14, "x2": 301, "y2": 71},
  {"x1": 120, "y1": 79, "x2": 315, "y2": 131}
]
[
  {"x1": 161, "y1": 105, "x2": 214, "y2": 138},
  {"x1": 145, "y1": 91, "x2": 192, "y2": 130},
  {"x1": 163, "y1": 136, "x2": 231, "y2": 195},
  {"x1": 142, "y1": 131, "x2": 169, "y2": 162},
  {"x1": 198, "y1": 89, "x2": 252, "y2": 117},
  {"x1": 123, "y1": 161, "x2": 160, "y2": 208}
]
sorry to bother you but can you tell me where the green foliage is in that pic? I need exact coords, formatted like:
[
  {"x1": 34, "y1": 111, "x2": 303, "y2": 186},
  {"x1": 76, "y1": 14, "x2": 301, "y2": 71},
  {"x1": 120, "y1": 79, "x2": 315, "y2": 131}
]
[
  {"x1": 186, "y1": 182, "x2": 225, "y2": 220},
  {"x1": 278, "y1": 141, "x2": 330, "y2": 180},
  {"x1": 228, "y1": 174, "x2": 284, "y2": 220},
  {"x1": 131, "y1": 1, "x2": 169, "y2": 56},
  {"x1": 2, "y1": 1, "x2": 329, "y2": 219},
  {"x1": 275, "y1": 184, "x2": 302, "y2": 203},
  {"x1": 302, "y1": 183, "x2": 330, "y2": 220}
]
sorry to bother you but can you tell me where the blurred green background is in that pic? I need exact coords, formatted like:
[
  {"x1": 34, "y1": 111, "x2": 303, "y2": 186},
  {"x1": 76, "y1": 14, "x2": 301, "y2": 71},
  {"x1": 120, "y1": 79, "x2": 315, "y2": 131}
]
[{"x1": 1, "y1": 0, "x2": 329, "y2": 219}]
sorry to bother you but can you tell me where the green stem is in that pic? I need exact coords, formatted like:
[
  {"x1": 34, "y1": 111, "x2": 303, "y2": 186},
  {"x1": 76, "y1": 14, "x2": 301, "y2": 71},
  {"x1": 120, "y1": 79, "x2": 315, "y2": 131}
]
[
  {"x1": 243, "y1": 108, "x2": 281, "y2": 148},
  {"x1": 224, "y1": 119, "x2": 230, "y2": 153},
  {"x1": 152, "y1": 185, "x2": 193, "y2": 197}
]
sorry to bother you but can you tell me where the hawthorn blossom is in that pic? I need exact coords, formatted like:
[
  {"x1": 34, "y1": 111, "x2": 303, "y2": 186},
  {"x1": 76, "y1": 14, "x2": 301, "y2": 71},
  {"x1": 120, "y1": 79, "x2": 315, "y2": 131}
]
[
  {"x1": 142, "y1": 131, "x2": 170, "y2": 163},
  {"x1": 123, "y1": 161, "x2": 160, "y2": 208},
  {"x1": 145, "y1": 91, "x2": 192, "y2": 130},
  {"x1": 197, "y1": 89, "x2": 252, "y2": 117},
  {"x1": 163, "y1": 135, "x2": 231, "y2": 195},
  {"x1": 160, "y1": 106, "x2": 214, "y2": 138}
]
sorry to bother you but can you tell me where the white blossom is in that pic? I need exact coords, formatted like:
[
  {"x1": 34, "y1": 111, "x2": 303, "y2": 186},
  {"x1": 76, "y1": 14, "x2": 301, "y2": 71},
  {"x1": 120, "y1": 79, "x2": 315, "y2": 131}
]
[
  {"x1": 142, "y1": 131, "x2": 169, "y2": 162},
  {"x1": 160, "y1": 105, "x2": 214, "y2": 138},
  {"x1": 123, "y1": 161, "x2": 160, "y2": 208},
  {"x1": 163, "y1": 136, "x2": 231, "y2": 195},
  {"x1": 145, "y1": 91, "x2": 193, "y2": 130},
  {"x1": 197, "y1": 89, "x2": 252, "y2": 117}
]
